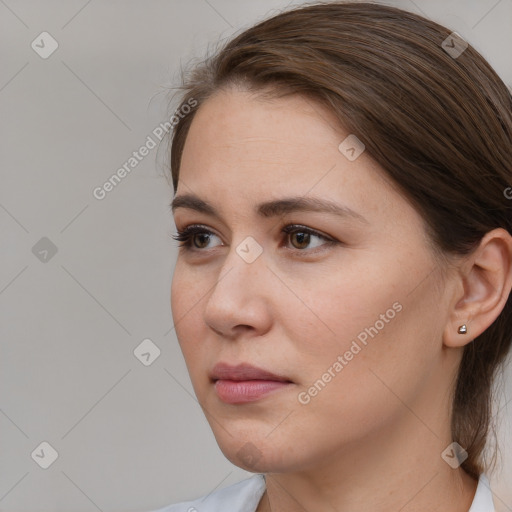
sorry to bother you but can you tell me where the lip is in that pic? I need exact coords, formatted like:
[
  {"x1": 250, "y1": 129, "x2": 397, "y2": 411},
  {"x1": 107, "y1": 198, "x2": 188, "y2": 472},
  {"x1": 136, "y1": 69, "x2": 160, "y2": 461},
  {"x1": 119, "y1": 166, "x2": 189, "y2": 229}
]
[
  {"x1": 210, "y1": 363, "x2": 293, "y2": 404},
  {"x1": 210, "y1": 362, "x2": 292, "y2": 382}
]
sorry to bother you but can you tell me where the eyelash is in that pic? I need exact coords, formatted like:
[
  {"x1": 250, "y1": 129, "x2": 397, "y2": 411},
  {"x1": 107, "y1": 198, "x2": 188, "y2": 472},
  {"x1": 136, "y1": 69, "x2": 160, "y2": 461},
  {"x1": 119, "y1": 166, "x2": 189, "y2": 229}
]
[{"x1": 170, "y1": 224, "x2": 338, "y2": 255}]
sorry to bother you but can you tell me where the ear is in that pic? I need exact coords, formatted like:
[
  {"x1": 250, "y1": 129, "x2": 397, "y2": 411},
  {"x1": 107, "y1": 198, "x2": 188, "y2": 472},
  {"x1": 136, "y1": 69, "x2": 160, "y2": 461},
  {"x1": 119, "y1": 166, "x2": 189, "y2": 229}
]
[{"x1": 444, "y1": 228, "x2": 512, "y2": 348}]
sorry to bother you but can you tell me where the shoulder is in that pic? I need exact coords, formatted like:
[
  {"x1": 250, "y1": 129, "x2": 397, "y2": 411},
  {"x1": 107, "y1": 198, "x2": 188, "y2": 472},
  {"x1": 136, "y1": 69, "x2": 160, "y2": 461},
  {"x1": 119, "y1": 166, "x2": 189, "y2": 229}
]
[
  {"x1": 149, "y1": 474, "x2": 266, "y2": 512},
  {"x1": 469, "y1": 473, "x2": 495, "y2": 512}
]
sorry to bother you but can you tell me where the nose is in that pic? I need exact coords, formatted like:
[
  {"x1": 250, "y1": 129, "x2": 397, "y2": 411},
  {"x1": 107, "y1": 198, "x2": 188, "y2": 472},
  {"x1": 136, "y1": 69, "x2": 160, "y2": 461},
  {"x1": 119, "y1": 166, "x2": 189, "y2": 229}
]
[{"x1": 203, "y1": 241, "x2": 273, "y2": 339}]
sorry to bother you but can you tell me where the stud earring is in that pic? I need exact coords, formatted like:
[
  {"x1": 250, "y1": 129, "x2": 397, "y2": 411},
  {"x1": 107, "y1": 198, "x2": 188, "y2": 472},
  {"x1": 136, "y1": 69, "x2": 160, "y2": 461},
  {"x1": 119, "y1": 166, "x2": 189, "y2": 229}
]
[{"x1": 457, "y1": 324, "x2": 467, "y2": 335}]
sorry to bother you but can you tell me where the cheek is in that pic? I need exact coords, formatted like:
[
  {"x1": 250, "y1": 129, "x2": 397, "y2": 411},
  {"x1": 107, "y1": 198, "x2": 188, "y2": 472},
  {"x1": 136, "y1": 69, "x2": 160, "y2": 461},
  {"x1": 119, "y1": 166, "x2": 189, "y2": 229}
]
[
  {"x1": 306, "y1": 246, "x2": 437, "y2": 351},
  {"x1": 170, "y1": 260, "x2": 189, "y2": 315},
  {"x1": 291, "y1": 263, "x2": 441, "y2": 427},
  {"x1": 170, "y1": 261, "x2": 206, "y2": 326},
  {"x1": 170, "y1": 264, "x2": 205, "y2": 361},
  {"x1": 287, "y1": 264, "x2": 403, "y2": 359},
  {"x1": 287, "y1": 258, "x2": 433, "y2": 392}
]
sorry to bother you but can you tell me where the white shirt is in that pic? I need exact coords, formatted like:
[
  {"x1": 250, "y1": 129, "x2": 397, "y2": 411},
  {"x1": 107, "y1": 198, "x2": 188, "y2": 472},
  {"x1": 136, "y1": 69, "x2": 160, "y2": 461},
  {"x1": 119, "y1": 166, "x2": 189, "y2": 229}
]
[{"x1": 152, "y1": 472, "x2": 495, "y2": 512}]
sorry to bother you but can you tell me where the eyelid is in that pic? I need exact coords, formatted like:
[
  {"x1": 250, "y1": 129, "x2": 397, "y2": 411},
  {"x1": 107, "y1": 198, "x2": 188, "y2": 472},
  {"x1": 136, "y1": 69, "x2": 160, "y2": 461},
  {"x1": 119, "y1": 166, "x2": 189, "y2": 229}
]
[{"x1": 281, "y1": 224, "x2": 334, "y2": 241}]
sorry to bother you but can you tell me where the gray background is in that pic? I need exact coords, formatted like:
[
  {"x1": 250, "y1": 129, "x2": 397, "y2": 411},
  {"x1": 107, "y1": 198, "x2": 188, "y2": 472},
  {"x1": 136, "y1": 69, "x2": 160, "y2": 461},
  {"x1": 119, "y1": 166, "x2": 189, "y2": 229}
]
[{"x1": 1, "y1": 0, "x2": 511, "y2": 511}]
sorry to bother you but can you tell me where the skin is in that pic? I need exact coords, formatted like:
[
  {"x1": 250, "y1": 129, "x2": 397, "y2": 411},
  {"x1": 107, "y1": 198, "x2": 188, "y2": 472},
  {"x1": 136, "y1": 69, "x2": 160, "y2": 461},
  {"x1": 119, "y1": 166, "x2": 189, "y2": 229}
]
[{"x1": 170, "y1": 86, "x2": 512, "y2": 511}]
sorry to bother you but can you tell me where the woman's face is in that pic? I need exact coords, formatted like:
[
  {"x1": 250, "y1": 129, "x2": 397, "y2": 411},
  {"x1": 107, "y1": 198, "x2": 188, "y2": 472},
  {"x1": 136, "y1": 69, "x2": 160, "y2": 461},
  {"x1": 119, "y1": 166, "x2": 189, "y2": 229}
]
[{"x1": 170, "y1": 87, "x2": 457, "y2": 474}]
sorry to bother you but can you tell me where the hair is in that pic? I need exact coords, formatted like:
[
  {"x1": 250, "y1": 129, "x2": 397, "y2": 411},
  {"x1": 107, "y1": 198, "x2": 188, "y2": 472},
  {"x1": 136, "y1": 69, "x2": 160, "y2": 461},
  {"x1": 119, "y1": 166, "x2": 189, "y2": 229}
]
[{"x1": 164, "y1": 1, "x2": 512, "y2": 480}]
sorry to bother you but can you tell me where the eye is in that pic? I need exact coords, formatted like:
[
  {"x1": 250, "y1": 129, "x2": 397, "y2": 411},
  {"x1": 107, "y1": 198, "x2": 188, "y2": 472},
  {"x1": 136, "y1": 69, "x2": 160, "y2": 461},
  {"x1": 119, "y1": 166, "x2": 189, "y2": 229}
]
[
  {"x1": 171, "y1": 224, "x2": 222, "y2": 250},
  {"x1": 281, "y1": 224, "x2": 336, "y2": 251},
  {"x1": 170, "y1": 224, "x2": 338, "y2": 253}
]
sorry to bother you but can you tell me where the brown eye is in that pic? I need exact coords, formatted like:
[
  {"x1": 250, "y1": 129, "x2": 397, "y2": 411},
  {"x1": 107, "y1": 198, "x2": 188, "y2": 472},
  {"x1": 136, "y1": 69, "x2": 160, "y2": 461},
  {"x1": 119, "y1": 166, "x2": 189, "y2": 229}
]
[
  {"x1": 171, "y1": 224, "x2": 337, "y2": 254},
  {"x1": 282, "y1": 225, "x2": 335, "y2": 251},
  {"x1": 192, "y1": 232, "x2": 213, "y2": 249},
  {"x1": 171, "y1": 225, "x2": 222, "y2": 250},
  {"x1": 290, "y1": 231, "x2": 311, "y2": 249}
]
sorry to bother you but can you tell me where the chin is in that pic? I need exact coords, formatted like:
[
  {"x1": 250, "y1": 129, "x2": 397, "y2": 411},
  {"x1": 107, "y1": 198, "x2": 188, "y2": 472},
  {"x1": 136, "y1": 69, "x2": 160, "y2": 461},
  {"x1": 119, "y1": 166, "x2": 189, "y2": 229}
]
[{"x1": 212, "y1": 430, "x2": 302, "y2": 473}]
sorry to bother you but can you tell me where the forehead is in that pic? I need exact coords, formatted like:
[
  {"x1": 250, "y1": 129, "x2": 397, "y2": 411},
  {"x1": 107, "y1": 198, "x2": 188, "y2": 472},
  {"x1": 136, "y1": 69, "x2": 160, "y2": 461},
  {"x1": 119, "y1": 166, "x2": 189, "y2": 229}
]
[
  {"x1": 176, "y1": 87, "x2": 408, "y2": 227},
  {"x1": 180, "y1": 88, "x2": 352, "y2": 184}
]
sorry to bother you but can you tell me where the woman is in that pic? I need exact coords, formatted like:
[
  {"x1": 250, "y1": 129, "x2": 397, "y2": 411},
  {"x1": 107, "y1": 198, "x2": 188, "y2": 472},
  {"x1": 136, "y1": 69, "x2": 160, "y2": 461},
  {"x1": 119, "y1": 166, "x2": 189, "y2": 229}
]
[{"x1": 156, "y1": 1, "x2": 512, "y2": 510}]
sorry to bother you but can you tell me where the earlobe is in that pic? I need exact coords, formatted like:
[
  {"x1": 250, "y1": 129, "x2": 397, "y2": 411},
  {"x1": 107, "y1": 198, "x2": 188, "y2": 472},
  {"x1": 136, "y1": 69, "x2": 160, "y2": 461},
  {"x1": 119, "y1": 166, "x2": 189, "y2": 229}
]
[
  {"x1": 444, "y1": 320, "x2": 473, "y2": 348},
  {"x1": 443, "y1": 228, "x2": 512, "y2": 349}
]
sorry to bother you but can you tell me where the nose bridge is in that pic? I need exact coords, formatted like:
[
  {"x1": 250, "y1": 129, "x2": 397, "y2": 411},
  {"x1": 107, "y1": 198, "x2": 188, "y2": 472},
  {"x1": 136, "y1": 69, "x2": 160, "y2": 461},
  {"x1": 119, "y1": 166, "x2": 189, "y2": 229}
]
[
  {"x1": 215, "y1": 234, "x2": 267, "y2": 295},
  {"x1": 203, "y1": 235, "x2": 270, "y2": 333}
]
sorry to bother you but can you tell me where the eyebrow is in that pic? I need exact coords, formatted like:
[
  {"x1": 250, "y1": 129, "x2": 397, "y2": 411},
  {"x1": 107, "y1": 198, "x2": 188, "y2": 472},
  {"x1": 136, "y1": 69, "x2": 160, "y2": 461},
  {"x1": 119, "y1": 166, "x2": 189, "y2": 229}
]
[{"x1": 170, "y1": 193, "x2": 368, "y2": 224}]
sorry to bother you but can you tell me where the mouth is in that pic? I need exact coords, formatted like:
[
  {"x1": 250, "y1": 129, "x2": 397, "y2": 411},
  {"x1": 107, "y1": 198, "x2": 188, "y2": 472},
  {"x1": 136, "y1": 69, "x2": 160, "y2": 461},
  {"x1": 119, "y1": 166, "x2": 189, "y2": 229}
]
[{"x1": 210, "y1": 362, "x2": 294, "y2": 404}]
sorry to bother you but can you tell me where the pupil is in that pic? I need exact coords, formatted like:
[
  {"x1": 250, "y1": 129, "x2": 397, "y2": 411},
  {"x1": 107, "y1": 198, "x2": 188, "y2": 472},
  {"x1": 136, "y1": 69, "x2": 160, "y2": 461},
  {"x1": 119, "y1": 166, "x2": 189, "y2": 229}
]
[
  {"x1": 195, "y1": 234, "x2": 209, "y2": 248},
  {"x1": 294, "y1": 232, "x2": 309, "y2": 248}
]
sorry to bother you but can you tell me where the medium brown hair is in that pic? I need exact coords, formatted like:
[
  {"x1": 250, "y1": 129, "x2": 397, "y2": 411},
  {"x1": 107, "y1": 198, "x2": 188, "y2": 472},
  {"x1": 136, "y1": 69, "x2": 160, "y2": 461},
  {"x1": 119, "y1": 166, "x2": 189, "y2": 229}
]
[{"x1": 165, "y1": 1, "x2": 512, "y2": 479}]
